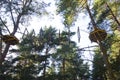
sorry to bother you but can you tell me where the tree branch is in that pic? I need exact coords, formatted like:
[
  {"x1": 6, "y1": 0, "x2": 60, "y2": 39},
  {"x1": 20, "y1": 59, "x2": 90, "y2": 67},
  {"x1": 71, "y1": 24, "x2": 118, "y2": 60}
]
[
  {"x1": 0, "y1": 17, "x2": 11, "y2": 34},
  {"x1": 0, "y1": 44, "x2": 10, "y2": 65},
  {"x1": 11, "y1": 13, "x2": 22, "y2": 35},
  {"x1": 8, "y1": 0, "x2": 16, "y2": 27},
  {"x1": 106, "y1": 3, "x2": 120, "y2": 27}
]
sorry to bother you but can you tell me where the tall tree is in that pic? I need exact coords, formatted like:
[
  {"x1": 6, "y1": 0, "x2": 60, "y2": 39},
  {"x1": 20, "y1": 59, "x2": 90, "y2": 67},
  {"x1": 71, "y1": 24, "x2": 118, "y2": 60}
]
[
  {"x1": 47, "y1": 30, "x2": 90, "y2": 80},
  {"x1": 0, "y1": 27, "x2": 60, "y2": 80},
  {"x1": 56, "y1": 0, "x2": 82, "y2": 27},
  {"x1": 0, "y1": 0, "x2": 48, "y2": 64},
  {"x1": 92, "y1": 0, "x2": 120, "y2": 79},
  {"x1": 38, "y1": 27, "x2": 59, "y2": 80}
]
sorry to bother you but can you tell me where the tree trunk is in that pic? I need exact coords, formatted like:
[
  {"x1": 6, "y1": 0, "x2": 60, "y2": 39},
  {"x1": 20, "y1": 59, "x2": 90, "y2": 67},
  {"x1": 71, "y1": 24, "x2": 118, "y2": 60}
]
[
  {"x1": 99, "y1": 42, "x2": 116, "y2": 80},
  {"x1": 86, "y1": 4, "x2": 97, "y2": 29},
  {"x1": 62, "y1": 58, "x2": 65, "y2": 80},
  {"x1": 0, "y1": 27, "x2": 2, "y2": 65},
  {"x1": 86, "y1": 1, "x2": 116, "y2": 80},
  {"x1": 43, "y1": 47, "x2": 49, "y2": 80}
]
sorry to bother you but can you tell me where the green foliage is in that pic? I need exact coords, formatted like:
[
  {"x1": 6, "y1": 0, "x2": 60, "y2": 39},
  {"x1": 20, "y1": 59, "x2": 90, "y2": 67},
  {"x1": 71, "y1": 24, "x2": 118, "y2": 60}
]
[
  {"x1": 11, "y1": 54, "x2": 47, "y2": 80},
  {"x1": 50, "y1": 30, "x2": 90, "y2": 80},
  {"x1": 0, "y1": 61, "x2": 14, "y2": 80},
  {"x1": 92, "y1": 49, "x2": 106, "y2": 80},
  {"x1": 92, "y1": 0, "x2": 120, "y2": 79},
  {"x1": 107, "y1": 30, "x2": 120, "y2": 79},
  {"x1": 56, "y1": 0, "x2": 82, "y2": 26},
  {"x1": 38, "y1": 27, "x2": 59, "y2": 47},
  {"x1": 0, "y1": 0, "x2": 50, "y2": 67},
  {"x1": 0, "y1": 56, "x2": 43, "y2": 80},
  {"x1": 93, "y1": 0, "x2": 120, "y2": 30},
  {"x1": 110, "y1": 55, "x2": 120, "y2": 79}
]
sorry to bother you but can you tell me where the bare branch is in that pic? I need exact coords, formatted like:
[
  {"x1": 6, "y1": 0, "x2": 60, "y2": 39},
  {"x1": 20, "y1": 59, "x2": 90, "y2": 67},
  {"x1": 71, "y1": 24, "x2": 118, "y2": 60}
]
[
  {"x1": 11, "y1": 13, "x2": 22, "y2": 35},
  {"x1": 0, "y1": 17, "x2": 11, "y2": 34},
  {"x1": 8, "y1": 0, "x2": 16, "y2": 27}
]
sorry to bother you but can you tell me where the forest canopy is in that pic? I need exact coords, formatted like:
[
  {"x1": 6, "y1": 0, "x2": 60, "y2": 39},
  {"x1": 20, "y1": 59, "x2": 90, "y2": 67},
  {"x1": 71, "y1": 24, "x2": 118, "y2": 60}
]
[{"x1": 0, "y1": 0, "x2": 120, "y2": 80}]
